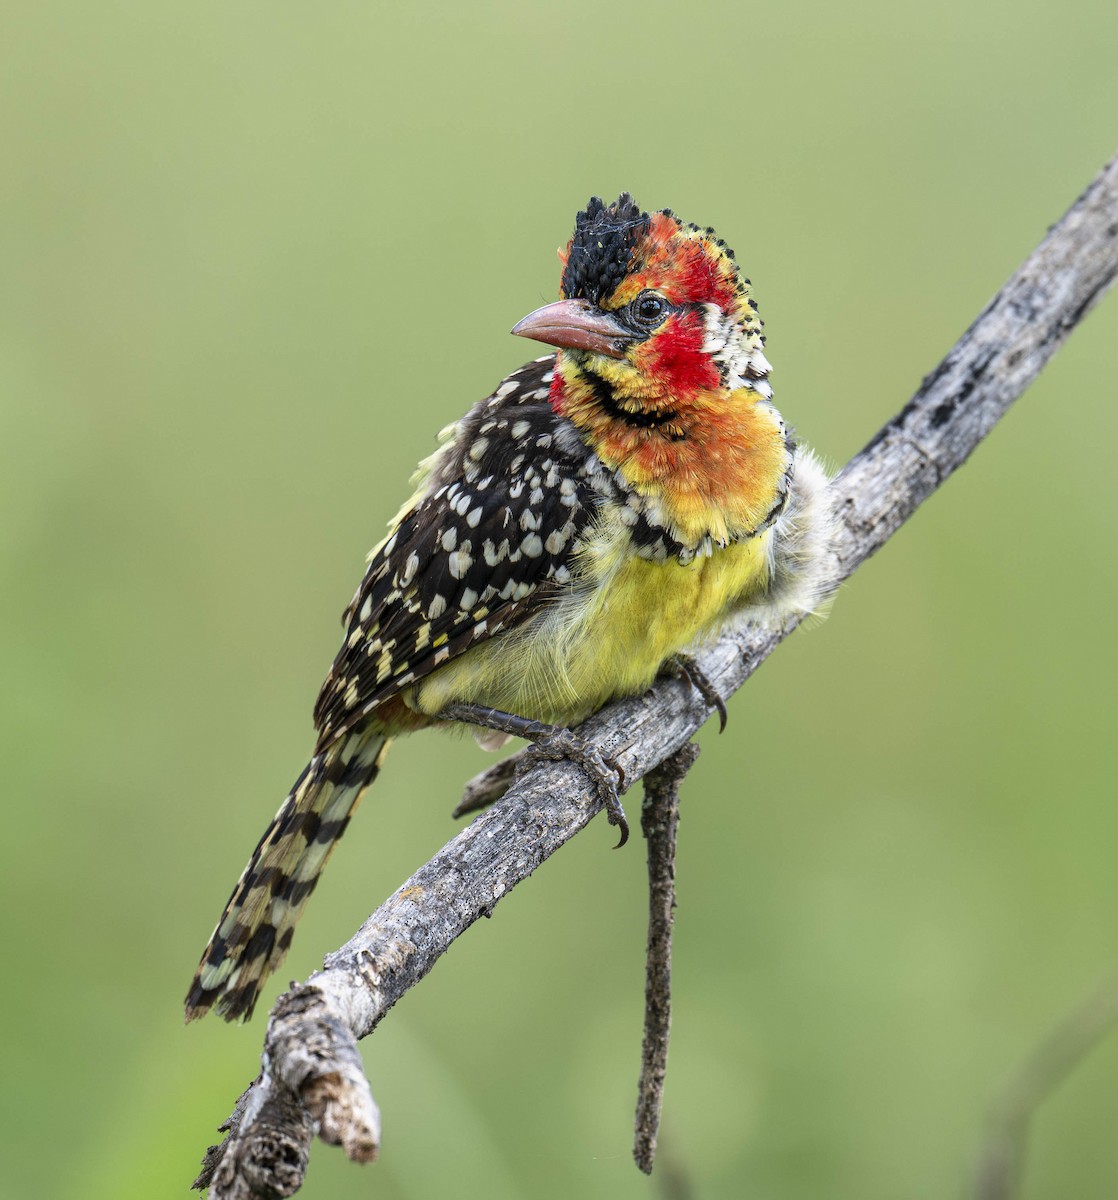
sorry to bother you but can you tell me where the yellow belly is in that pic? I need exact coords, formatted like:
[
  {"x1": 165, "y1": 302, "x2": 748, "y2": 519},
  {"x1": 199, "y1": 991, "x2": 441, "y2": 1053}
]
[{"x1": 410, "y1": 527, "x2": 773, "y2": 726}]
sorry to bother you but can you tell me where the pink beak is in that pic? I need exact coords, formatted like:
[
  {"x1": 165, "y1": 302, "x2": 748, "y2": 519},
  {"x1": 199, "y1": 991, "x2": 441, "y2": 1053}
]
[{"x1": 511, "y1": 299, "x2": 632, "y2": 358}]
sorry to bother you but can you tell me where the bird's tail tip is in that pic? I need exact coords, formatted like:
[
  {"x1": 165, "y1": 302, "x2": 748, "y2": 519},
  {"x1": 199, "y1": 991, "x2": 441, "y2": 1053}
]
[{"x1": 182, "y1": 730, "x2": 393, "y2": 1024}]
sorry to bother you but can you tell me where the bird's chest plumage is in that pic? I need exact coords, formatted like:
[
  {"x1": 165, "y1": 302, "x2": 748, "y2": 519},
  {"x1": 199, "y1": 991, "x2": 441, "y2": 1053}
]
[
  {"x1": 552, "y1": 359, "x2": 793, "y2": 553},
  {"x1": 403, "y1": 358, "x2": 793, "y2": 725},
  {"x1": 540, "y1": 520, "x2": 774, "y2": 712},
  {"x1": 411, "y1": 514, "x2": 773, "y2": 726}
]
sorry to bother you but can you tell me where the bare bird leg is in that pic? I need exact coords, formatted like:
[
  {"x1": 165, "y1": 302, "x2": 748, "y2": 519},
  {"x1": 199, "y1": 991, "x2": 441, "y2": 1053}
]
[{"x1": 438, "y1": 702, "x2": 629, "y2": 846}]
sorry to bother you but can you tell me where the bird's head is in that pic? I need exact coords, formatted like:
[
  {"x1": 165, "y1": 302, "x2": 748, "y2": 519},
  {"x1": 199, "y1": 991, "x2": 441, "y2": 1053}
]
[
  {"x1": 513, "y1": 193, "x2": 772, "y2": 411},
  {"x1": 512, "y1": 193, "x2": 791, "y2": 551}
]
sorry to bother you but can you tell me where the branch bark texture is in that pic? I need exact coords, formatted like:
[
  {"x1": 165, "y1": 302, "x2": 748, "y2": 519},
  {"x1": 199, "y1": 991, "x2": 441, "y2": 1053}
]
[
  {"x1": 634, "y1": 742, "x2": 699, "y2": 1174},
  {"x1": 196, "y1": 152, "x2": 1118, "y2": 1197}
]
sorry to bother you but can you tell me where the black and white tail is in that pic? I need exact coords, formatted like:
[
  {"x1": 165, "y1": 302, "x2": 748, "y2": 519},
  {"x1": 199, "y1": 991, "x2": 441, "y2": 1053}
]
[{"x1": 184, "y1": 727, "x2": 392, "y2": 1022}]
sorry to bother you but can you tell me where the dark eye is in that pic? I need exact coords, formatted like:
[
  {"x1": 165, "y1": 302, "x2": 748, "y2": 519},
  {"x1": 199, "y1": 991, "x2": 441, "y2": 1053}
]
[{"x1": 630, "y1": 291, "x2": 670, "y2": 328}]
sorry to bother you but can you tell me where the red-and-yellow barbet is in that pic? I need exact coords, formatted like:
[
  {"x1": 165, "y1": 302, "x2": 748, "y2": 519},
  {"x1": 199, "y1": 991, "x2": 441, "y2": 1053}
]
[{"x1": 186, "y1": 194, "x2": 833, "y2": 1022}]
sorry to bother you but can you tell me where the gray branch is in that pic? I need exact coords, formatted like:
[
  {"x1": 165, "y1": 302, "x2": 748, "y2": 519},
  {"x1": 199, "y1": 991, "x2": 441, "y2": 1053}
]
[
  {"x1": 194, "y1": 151, "x2": 1118, "y2": 1198},
  {"x1": 634, "y1": 741, "x2": 700, "y2": 1174},
  {"x1": 972, "y1": 980, "x2": 1118, "y2": 1200}
]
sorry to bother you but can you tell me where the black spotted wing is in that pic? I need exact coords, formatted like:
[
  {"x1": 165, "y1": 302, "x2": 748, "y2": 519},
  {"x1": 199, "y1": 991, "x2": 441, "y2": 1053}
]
[{"x1": 313, "y1": 358, "x2": 599, "y2": 749}]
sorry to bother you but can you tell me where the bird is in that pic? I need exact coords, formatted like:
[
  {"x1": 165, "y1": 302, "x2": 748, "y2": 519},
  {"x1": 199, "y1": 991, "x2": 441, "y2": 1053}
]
[{"x1": 185, "y1": 193, "x2": 833, "y2": 1023}]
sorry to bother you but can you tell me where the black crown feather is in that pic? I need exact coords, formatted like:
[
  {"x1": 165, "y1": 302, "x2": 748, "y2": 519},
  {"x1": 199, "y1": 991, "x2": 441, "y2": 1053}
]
[{"x1": 560, "y1": 193, "x2": 651, "y2": 305}]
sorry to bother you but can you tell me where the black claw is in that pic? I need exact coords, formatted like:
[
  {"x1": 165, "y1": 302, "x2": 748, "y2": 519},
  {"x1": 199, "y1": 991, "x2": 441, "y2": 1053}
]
[
  {"x1": 598, "y1": 778, "x2": 630, "y2": 847},
  {"x1": 611, "y1": 812, "x2": 630, "y2": 849},
  {"x1": 671, "y1": 654, "x2": 728, "y2": 733}
]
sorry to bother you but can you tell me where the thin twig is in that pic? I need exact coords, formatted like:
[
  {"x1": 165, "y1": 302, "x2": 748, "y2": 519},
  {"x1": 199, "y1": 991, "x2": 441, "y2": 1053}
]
[
  {"x1": 194, "y1": 151, "x2": 1118, "y2": 1198},
  {"x1": 634, "y1": 741, "x2": 700, "y2": 1174},
  {"x1": 453, "y1": 754, "x2": 518, "y2": 817},
  {"x1": 973, "y1": 981, "x2": 1118, "y2": 1200}
]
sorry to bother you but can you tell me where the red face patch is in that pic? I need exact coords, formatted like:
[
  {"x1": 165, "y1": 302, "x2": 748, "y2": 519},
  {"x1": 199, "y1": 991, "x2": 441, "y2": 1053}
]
[{"x1": 632, "y1": 310, "x2": 720, "y2": 399}]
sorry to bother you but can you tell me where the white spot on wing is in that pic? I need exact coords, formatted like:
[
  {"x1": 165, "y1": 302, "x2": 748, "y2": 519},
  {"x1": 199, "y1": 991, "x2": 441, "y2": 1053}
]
[{"x1": 448, "y1": 550, "x2": 474, "y2": 579}]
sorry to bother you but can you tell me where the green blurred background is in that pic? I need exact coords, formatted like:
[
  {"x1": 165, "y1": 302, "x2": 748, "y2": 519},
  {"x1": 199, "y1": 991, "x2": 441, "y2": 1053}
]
[{"x1": 3, "y1": 3, "x2": 1117, "y2": 1197}]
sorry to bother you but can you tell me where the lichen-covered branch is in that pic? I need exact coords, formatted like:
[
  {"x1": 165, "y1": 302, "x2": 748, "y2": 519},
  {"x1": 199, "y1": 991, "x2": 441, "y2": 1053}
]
[{"x1": 195, "y1": 151, "x2": 1118, "y2": 1198}]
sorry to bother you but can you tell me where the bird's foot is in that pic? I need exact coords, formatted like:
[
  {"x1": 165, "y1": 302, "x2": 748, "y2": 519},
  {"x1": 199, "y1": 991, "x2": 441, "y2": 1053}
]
[
  {"x1": 668, "y1": 653, "x2": 728, "y2": 732},
  {"x1": 518, "y1": 728, "x2": 628, "y2": 847},
  {"x1": 438, "y1": 702, "x2": 628, "y2": 846}
]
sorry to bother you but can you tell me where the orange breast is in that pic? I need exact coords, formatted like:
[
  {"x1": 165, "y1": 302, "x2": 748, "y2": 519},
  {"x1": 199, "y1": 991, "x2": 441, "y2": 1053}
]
[{"x1": 556, "y1": 360, "x2": 790, "y2": 547}]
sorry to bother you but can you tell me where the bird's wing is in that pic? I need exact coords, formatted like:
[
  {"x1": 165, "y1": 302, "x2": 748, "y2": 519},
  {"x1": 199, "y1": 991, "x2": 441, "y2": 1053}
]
[{"x1": 313, "y1": 357, "x2": 600, "y2": 747}]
